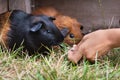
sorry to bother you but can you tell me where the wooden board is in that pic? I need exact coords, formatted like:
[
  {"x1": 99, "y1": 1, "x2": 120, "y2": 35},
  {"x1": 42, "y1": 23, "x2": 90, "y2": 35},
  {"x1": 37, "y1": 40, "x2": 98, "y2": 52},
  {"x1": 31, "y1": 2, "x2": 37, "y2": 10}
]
[
  {"x1": 0, "y1": 0, "x2": 8, "y2": 14},
  {"x1": 9, "y1": 0, "x2": 31, "y2": 13},
  {"x1": 34, "y1": 0, "x2": 120, "y2": 32}
]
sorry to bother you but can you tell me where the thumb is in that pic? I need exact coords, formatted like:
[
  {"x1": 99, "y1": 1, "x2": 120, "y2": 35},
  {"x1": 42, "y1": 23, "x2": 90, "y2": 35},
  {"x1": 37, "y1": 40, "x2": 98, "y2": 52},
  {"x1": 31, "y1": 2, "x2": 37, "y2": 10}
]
[{"x1": 68, "y1": 44, "x2": 83, "y2": 63}]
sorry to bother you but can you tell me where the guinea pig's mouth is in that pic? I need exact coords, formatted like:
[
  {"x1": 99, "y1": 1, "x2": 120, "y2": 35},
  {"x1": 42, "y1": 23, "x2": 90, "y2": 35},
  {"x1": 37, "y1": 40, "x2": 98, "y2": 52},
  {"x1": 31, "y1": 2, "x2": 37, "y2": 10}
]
[{"x1": 49, "y1": 41, "x2": 61, "y2": 46}]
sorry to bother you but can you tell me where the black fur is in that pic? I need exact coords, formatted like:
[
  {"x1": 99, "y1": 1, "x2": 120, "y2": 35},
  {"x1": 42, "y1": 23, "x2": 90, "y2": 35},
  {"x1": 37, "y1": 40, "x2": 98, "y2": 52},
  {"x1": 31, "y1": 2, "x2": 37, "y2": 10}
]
[{"x1": 7, "y1": 10, "x2": 64, "y2": 54}]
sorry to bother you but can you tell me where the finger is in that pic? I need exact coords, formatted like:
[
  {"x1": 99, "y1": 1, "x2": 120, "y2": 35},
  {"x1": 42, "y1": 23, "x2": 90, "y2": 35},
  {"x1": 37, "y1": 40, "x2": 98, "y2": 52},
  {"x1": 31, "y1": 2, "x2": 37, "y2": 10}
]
[
  {"x1": 67, "y1": 35, "x2": 90, "y2": 63},
  {"x1": 68, "y1": 44, "x2": 78, "y2": 55},
  {"x1": 67, "y1": 45, "x2": 83, "y2": 63},
  {"x1": 70, "y1": 44, "x2": 77, "y2": 51}
]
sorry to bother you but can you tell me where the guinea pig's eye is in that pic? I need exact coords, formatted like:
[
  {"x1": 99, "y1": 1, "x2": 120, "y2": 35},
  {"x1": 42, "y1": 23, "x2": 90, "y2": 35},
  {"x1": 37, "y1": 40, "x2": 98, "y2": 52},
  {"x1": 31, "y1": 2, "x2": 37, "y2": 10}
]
[
  {"x1": 46, "y1": 30, "x2": 51, "y2": 33},
  {"x1": 69, "y1": 33, "x2": 74, "y2": 38}
]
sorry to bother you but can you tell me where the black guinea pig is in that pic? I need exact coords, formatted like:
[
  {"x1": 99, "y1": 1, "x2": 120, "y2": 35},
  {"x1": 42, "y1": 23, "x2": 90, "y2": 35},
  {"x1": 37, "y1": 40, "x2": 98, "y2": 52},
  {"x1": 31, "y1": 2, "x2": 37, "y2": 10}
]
[{"x1": 0, "y1": 10, "x2": 67, "y2": 54}]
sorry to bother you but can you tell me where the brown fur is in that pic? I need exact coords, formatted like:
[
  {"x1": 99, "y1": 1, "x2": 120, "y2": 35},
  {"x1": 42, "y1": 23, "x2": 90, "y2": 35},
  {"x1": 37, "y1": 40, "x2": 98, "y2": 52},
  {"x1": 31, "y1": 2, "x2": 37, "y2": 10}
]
[
  {"x1": 0, "y1": 12, "x2": 11, "y2": 48},
  {"x1": 32, "y1": 7, "x2": 59, "y2": 17},
  {"x1": 32, "y1": 7, "x2": 83, "y2": 45},
  {"x1": 54, "y1": 15, "x2": 83, "y2": 45}
]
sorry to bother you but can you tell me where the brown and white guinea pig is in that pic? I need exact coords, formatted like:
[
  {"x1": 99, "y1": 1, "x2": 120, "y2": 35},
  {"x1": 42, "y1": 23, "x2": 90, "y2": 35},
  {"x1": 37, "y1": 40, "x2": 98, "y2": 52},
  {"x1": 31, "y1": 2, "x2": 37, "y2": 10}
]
[
  {"x1": 0, "y1": 10, "x2": 65, "y2": 54},
  {"x1": 32, "y1": 7, "x2": 84, "y2": 45},
  {"x1": 54, "y1": 15, "x2": 84, "y2": 45}
]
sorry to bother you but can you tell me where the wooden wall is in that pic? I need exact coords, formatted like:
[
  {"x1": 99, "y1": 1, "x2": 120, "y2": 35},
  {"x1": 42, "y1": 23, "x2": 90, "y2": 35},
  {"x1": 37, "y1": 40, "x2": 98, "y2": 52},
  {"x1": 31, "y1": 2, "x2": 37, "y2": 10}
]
[
  {"x1": 34, "y1": 0, "x2": 120, "y2": 32},
  {"x1": 0, "y1": 0, "x2": 31, "y2": 14},
  {"x1": 0, "y1": 0, "x2": 8, "y2": 14},
  {"x1": 1, "y1": 0, "x2": 120, "y2": 33}
]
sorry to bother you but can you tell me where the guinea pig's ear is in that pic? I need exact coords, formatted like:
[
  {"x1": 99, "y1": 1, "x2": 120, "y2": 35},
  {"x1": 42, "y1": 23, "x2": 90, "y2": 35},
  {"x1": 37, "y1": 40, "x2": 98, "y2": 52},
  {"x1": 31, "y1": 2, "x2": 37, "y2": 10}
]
[
  {"x1": 30, "y1": 23, "x2": 43, "y2": 32},
  {"x1": 49, "y1": 17, "x2": 56, "y2": 21},
  {"x1": 60, "y1": 28, "x2": 69, "y2": 37},
  {"x1": 80, "y1": 25, "x2": 84, "y2": 30},
  {"x1": 9, "y1": 10, "x2": 28, "y2": 24}
]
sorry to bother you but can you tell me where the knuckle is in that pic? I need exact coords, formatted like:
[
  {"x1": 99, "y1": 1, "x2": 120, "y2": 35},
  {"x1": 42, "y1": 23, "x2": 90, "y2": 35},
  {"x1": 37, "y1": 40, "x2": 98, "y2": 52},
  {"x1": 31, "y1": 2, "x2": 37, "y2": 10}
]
[
  {"x1": 86, "y1": 54, "x2": 95, "y2": 61},
  {"x1": 83, "y1": 50, "x2": 95, "y2": 61},
  {"x1": 83, "y1": 35, "x2": 89, "y2": 39},
  {"x1": 81, "y1": 46, "x2": 96, "y2": 62}
]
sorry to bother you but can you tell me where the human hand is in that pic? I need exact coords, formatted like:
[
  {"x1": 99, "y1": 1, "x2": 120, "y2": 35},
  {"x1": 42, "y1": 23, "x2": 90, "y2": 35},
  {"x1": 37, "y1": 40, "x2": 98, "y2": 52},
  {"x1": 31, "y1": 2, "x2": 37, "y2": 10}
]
[{"x1": 68, "y1": 29, "x2": 114, "y2": 63}]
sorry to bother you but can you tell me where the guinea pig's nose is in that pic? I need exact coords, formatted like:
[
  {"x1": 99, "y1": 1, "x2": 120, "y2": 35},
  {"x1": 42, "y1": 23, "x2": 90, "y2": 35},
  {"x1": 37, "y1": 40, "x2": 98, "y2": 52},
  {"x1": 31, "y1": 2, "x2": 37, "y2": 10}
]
[
  {"x1": 81, "y1": 31, "x2": 87, "y2": 35},
  {"x1": 60, "y1": 28, "x2": 69, "y2": 37}
]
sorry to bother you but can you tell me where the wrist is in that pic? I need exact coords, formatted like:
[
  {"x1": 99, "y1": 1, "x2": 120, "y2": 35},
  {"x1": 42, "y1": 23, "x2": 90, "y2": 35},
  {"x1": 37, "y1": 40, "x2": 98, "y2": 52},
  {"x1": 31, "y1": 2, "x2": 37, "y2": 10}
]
[{"x1": 106, "y1": 28, "x2": 120, "y2": 48}]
